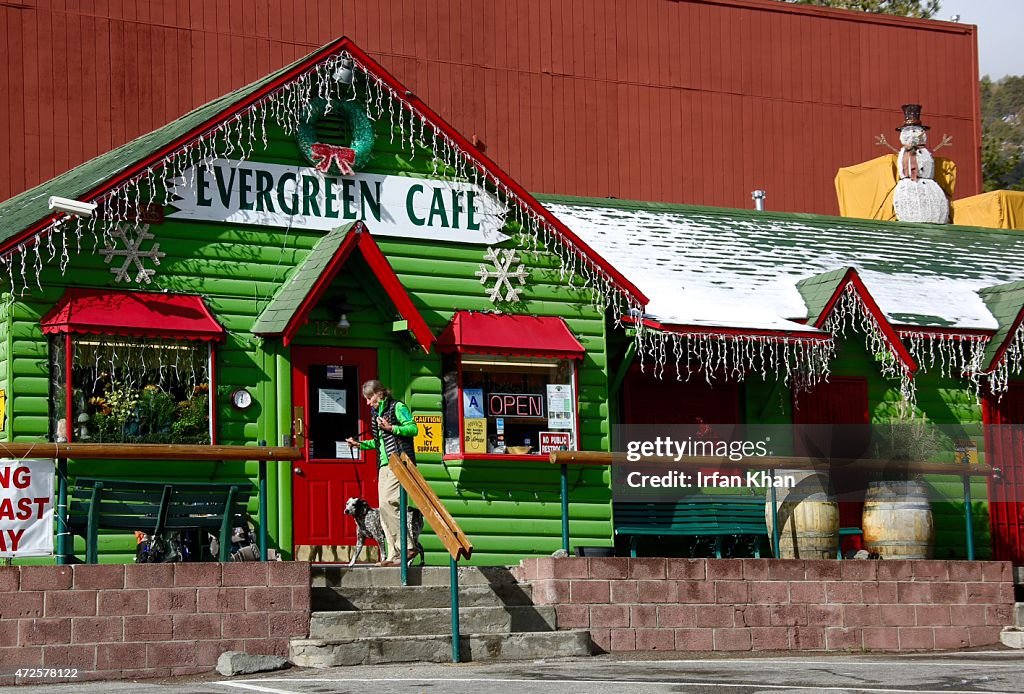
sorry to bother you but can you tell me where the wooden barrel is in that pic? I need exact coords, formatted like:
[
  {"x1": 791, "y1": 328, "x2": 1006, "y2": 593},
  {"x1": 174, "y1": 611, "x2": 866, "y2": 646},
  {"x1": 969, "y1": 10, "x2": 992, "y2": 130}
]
[
  {"x1": 765, "y1": 470, "x2": 840, "y2": 559},
  {"x1": 862, "y1": 480, "x2": 934, "y2": 559}
]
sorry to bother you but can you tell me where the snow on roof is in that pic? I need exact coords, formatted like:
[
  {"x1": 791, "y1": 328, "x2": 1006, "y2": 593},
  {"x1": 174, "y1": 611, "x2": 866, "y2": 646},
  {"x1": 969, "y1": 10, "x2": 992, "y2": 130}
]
[{"x1": 543, "y1": 199, "x2": 1024, "y2": 332}]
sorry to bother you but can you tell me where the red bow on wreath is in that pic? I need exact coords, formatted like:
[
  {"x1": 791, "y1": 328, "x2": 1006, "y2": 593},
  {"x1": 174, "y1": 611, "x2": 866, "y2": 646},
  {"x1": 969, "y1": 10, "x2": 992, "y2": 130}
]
[{"x1": 310, "y1": 143, "x2": 356, "y2": 175}]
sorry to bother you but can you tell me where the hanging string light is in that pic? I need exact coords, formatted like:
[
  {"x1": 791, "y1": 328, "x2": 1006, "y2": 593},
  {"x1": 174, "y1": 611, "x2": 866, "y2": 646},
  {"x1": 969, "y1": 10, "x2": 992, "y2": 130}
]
[
  {"x1": 0, "y1": 49, "x2": 643, "y2": 336},
  {"x1": 637, "y1": 327, "x2": 835, "y2": 388},
  {"x1": 900, "y1": 330, "x2": 989, "y2": 398},
  {"x1": 986, "y1": 320, "x2": 1024, "y2": 396},
  {"x1": 823, "y1": 282, "x2": 915, "y2": 406}
]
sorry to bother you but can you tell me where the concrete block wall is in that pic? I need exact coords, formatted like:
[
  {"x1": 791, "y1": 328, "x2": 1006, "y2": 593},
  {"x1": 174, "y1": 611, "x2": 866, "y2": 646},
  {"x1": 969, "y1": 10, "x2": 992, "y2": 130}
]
[
  {"x1": 515, "y1": 558, "x2": 1015, "y2": 653},
  {"x1": 0, "y1": 562, "x2": 311, "y2": 683}
]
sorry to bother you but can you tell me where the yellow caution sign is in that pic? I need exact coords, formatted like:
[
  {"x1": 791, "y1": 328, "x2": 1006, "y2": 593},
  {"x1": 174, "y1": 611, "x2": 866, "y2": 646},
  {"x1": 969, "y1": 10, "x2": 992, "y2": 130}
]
[{"x1": 414, "y1": 414, "x2": 441, "y2": 455}]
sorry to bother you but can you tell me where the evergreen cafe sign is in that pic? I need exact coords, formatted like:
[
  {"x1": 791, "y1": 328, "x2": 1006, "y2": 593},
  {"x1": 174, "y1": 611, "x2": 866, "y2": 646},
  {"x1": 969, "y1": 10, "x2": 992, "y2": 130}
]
[{"x1": 169, "y1": 159, "x2": 510, "y2": 244}]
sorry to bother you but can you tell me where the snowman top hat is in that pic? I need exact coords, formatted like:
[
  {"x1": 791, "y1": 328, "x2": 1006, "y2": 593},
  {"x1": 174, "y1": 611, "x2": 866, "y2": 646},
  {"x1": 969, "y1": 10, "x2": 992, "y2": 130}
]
[{"x1": 896, "y1": 103, "x2": 930, "y2": 131}]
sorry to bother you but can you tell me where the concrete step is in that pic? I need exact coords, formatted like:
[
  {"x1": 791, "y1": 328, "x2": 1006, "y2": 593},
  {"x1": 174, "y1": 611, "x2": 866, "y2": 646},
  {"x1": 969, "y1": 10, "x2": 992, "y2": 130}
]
[
  {"x1": 309, "y1": 605, "x2": 557, "y2": 639},
  {"x1": 1014, "y1": 603, "x2": 1024, "y2": 628},
  {"x1": 1013, "y1": 566, "x2": 1023, "y2": 585},
  {"x1": 1001, "y1": 627, "x2": 1024, "y2": 649},
  {"x1": 312, "y1": 565, "x2": 520, "y2": 589},
  {"x1": 312, "y1": 583, "x2": 535, "y2": 611},
  {"x1": 290, "y1": 629, "x2": 593, "y2": 667}
]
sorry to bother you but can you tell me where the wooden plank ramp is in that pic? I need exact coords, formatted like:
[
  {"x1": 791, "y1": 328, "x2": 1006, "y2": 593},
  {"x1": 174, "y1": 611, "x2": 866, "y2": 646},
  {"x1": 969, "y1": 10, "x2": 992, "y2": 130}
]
[{"x1": 388, "y1": 453, "x2": 473, "y2": 561}]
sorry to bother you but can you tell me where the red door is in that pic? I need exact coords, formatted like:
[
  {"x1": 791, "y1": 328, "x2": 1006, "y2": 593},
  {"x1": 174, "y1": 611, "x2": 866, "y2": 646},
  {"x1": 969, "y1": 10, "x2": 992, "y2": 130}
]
[
  {"x1": 793, "y1": 377, "x2": 870, "y2": 553},
  {"x1": 291, "y1": 346, "x2": 378, "y2": 552},
  {"x1": 984, "y1": 387, "x2": 1024, "y2": 565}
]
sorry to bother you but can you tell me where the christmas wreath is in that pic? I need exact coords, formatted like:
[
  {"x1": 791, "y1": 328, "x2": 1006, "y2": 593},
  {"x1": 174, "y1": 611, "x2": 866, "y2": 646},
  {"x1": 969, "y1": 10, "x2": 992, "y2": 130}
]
[{"x1": 297, "y1": 98, "x2": 375, "y2": 175}]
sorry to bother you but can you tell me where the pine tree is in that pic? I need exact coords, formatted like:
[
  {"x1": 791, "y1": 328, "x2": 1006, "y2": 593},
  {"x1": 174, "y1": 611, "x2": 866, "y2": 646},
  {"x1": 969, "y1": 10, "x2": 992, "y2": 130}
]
[
  {"x1": 980, "y1": 76, "x2": 1024, "y2": 191},
  {"x1": 777, "y1": 0, "x2": 940, "y2": 19}
]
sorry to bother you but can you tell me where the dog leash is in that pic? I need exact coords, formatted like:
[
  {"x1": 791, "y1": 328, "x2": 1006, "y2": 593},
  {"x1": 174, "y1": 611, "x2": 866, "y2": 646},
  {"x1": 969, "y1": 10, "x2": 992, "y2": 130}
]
[{"x1": 348, "y1": 428, "x2": 371, "y2": 457}]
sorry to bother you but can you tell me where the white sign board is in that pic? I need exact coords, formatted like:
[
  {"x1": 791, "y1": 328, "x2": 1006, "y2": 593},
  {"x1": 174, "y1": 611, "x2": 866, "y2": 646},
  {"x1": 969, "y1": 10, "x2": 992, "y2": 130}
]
[
  {"x1": 0, "y1": 459, "x2": 54, "y2": 557},
  {"x1": 168, "y1": 158, "x2": 510, "y2": 245},
  {"x1": 546, "y1": 384, "x2": 574, "y2": 430},
  {"x1": 318, "y1": 388, "x2": 347, "y2": 414}
]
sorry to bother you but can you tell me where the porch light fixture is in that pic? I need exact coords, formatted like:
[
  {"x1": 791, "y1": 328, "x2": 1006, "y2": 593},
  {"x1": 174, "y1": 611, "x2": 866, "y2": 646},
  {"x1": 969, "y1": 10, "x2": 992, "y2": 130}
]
[
  {"x1": 334, "y1": 294, "x2": 353, "y2": 331},
  {"x1": 48, "y1": 196, "x2": 97, "y2": 218}
]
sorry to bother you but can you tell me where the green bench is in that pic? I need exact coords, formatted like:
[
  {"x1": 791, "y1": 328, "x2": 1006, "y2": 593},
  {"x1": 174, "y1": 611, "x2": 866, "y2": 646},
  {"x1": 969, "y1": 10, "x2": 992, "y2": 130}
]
[
  {"x1": 68, "y1": 477, "x2": 253, "y2": 563},
  {"x1": 614, "y1": 496, "x2": 769, "y2": 558}
]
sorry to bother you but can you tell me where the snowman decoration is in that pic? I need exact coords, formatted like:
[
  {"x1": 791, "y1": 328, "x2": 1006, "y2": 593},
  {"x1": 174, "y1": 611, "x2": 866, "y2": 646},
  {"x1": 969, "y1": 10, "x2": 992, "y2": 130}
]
[{"x1": 891, "y1": 104, "x2": 949, "y2": 224}]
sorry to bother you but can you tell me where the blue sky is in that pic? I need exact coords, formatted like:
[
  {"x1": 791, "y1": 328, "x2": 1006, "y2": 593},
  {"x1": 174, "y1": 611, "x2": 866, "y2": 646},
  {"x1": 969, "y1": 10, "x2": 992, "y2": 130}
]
[{"x1": 938, "y1": 0, "x2": 1022, "y2": 80}]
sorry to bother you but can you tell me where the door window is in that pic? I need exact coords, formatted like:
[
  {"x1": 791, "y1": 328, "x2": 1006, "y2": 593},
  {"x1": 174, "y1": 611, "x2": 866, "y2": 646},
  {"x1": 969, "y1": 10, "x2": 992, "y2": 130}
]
[{"x1": 307, "y1": 363, "x2": 362, "y2": 461}]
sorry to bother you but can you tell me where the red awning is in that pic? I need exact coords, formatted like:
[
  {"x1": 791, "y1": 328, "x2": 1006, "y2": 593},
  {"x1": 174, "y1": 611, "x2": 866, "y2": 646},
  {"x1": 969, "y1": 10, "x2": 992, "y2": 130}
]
[
  {"x1": 435, "y1": 312, "x2": 585, "y2": 359},
  {"x1": 40, "y1": 289, "x2": 225, "y2": 342}
]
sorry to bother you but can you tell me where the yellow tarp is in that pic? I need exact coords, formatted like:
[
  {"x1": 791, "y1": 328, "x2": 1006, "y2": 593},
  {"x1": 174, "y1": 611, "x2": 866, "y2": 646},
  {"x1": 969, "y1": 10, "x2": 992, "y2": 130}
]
[
  {"x1": 951, "y1": 190, "x2": 1024, "y2": 230},
  {"x1": 834, "y1": 154, "x2": 957, "y2": 221}
]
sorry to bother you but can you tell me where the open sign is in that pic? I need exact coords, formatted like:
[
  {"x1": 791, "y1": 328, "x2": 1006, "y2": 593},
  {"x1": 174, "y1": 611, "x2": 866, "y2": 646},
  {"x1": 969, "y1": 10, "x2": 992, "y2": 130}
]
[{"x1": 487, "y1": 393, "x2": 544, "y2": 418}]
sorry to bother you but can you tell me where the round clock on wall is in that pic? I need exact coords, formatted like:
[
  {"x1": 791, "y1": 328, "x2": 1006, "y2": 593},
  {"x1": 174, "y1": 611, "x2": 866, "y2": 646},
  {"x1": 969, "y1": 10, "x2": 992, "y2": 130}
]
[{"x1": 230, "y1": 388, "x2": 253, "y2": 410}]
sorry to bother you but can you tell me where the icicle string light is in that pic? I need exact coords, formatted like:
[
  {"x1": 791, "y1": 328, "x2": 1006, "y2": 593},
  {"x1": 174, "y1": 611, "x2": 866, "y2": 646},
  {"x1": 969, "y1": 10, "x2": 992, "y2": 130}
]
[
  {"x1": 0, "y1": 49, "x2": 641, "y2": 330},
  {"x1": 900, "y1": 330, "x2": 989, "y2": 398},
  {"x1": 64, "y1": 338, "x2": 209, "y2": 395},
  {"x1": 824, "y1": 282, "x2": 915, "y2": 405},
  {"x1": 986, "y1": 320, "x2": 1024, "y2": 397},
  {"x1": 635, "y1": 327, "x2": 835, "y2": 388}
]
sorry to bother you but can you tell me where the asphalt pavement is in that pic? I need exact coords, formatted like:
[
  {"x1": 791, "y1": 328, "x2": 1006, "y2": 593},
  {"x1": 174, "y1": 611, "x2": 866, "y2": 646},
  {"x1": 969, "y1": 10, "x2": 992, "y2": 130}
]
[{"x1": 4, "y1": 651, "x2": 1024, "y2": 694}]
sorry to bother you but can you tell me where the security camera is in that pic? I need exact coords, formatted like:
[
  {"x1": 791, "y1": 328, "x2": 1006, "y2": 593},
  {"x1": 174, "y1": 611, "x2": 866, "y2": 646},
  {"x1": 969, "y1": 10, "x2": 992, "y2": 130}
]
[{"x1": 48, "y1": 196, "x2": 98, "y2": 218}]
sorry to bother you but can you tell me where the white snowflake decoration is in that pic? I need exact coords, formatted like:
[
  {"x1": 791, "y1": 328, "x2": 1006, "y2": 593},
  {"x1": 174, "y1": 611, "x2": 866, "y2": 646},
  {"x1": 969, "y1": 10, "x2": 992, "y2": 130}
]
[
  {"x1": 100, "y1": 224, "x2": 165, "y2": 284},
  {"x1": 476, "y1": 247, "x2": 528, "y2": 303}
]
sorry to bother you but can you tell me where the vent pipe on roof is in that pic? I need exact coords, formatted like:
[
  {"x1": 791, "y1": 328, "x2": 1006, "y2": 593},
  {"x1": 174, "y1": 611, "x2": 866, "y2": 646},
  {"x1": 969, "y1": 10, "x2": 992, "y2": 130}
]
[{"x1": 751, "y1": 190, "x2": 767, "y2": 211}]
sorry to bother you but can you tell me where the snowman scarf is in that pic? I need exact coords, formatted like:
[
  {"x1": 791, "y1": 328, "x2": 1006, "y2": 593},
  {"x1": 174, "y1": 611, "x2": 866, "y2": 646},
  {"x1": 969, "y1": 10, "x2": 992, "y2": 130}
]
[{"x1": 901, "y1": 146, "x2": 922, "y2": 182}]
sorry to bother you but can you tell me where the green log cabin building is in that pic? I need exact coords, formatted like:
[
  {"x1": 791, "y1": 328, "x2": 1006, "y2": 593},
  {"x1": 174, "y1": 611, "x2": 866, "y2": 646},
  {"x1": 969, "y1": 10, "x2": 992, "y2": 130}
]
[{"x1": 0, "y1": 37, "x2": 1021, "y2": 565}]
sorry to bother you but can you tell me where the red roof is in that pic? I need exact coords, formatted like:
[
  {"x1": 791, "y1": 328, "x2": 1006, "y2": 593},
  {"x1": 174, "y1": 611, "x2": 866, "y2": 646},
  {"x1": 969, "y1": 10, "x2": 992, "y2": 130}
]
[
  {"x1": 436, "y1": 312, "x2": 585, "y2": 359},
  {"x1": 40, "y1": 289, "x2": 225, "y2": 342}
]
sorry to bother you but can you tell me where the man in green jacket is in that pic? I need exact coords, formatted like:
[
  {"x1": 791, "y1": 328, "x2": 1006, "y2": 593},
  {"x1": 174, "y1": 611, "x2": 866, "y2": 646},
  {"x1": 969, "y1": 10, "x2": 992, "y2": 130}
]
[{"x1": 346, "y1": 379, "x2": 418, "y2": 566}]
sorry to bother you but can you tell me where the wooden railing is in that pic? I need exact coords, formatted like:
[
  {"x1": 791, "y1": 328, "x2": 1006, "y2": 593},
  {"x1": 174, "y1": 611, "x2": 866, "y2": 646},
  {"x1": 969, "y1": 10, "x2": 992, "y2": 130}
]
[
  {"x1": 550, "y1": 450, "x2": 998, "y2": 561},
  {"x1": 549, "y1": 450, "x2": 998, "y2": 476},
  {"x1": 0, "y1": 442, "x2": 302, "y2": 564}
]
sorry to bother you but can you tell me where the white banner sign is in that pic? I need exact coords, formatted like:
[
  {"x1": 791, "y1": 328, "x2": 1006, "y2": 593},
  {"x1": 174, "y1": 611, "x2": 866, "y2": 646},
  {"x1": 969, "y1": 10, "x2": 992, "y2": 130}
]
[
  {"x1": 0, "y1": 459, "x2": 54, "y2": 557},
  {"x1": 168, "y1": 158, "x2": 510, "y2": 244}
]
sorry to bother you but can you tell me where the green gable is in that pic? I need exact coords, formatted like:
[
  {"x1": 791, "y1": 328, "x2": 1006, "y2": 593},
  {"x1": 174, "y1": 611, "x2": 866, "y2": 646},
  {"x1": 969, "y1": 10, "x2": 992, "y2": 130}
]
[
  {"x1": 796, "y1": 268, "x2": 854, "y2": 326},
  {"x1": 979, "y1": 280, "x2": 1024, "y2": 369},
  {"x1": 252, "y1": 223, "x2": 358, "y2": 337}
]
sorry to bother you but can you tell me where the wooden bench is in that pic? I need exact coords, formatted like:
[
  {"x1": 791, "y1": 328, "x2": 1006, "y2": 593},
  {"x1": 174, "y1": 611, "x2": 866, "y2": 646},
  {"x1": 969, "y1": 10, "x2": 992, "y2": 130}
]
[
  {"x1": 614, "y1": 496, "x2": 769, "y2": 558},
  {"x1": 68, "y1": 477, "x2": 253, "y2": 563}
]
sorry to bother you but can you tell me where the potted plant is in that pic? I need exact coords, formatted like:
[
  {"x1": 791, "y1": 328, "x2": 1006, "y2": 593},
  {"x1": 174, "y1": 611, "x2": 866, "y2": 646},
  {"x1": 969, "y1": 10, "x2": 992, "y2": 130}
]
[{"x1": 863, "y1": 411, "x2": 945, "y2": 559}]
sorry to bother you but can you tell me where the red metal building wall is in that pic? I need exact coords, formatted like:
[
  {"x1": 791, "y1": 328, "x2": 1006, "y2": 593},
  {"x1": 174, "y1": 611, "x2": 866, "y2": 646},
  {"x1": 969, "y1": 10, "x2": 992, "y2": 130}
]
[{"x1": 0, "y1": 0, "x2": 981, "y2": 214}]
